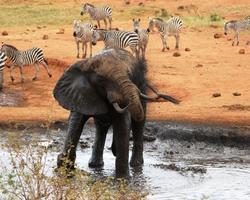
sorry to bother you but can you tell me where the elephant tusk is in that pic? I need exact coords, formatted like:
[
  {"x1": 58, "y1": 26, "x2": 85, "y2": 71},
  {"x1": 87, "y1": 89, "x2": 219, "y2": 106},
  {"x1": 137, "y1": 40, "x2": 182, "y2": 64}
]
[{"x1": 112, "y1": 102, "x2": 128, "y2": 113}]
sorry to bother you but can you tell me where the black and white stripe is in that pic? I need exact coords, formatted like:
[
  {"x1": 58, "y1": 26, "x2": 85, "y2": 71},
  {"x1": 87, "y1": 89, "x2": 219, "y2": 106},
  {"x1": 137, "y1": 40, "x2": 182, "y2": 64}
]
[
  {"x1": 0, "y1": 51, "x2": 7, "y2": 90},
  {"x1": 0, "y1": 44, "x2": 52, "y2": 82},
  {"x1": 148, "y1": 16, "x2": 183, "y2": 51},
  {"x1": 73, "y1": 20, "x2": 95, "y2": 58},
  {"x1": 224, "y1": 19, "x2": 250, "y2": 46},
  {"x1": 0, "y1": 51, "x2": 7, "y2": 71},
  {"x1": 80, "y1": 3, "x2": 112, "y2": 30},
  {"x1": 92, "y1": 30, "x2": 139, "y2": 56},
  {"x1": 132, "y1": 18, "x2": 149, "y2": 58}
]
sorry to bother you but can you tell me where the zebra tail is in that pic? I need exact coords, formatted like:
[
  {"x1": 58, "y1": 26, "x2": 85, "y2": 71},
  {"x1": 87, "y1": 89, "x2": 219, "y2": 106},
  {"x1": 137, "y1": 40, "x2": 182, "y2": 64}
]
[{"x1": 44, "y1": 58, "x2": 48, "y2": 65}]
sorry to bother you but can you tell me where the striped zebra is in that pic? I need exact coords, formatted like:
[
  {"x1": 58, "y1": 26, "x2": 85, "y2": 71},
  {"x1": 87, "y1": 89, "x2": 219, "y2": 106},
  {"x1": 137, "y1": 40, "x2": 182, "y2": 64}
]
[
  {"x1": 148, "y1": 17, "x2": 183, "y2": 52},
  {"x1": 0, "y1": 51, "x2": 7, "y2": 90},
  {"x1": 80, "y1": 3, "x2": 112, "y2": 30},
  {"x1": 0, "y1": 44, "x2": 52, "y2": 83},
  {"x1": 132, "y1": 18, "x2": 150, "y2": 58},
  {"x1": 224, "y1": 19, "x2": 250, "y2": 46},
  {"x1": 73, "y1": 20, "x2": 95, "y2": 58},
  {"x1": 92, "y1": 29, "x2": 139, "y2": 57}
]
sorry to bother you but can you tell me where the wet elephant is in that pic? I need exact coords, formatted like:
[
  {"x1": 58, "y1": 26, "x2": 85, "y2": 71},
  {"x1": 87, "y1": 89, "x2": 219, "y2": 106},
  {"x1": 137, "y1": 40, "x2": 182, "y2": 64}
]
[{"x1": 53, "y1": 48, "x2": 178, "y2": 177}]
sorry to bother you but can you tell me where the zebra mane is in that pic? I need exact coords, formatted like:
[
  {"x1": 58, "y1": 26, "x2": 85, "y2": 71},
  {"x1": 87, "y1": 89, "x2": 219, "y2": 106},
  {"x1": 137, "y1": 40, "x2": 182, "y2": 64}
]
[
  {"x1": 226, "y1": 20, "x2": 237, "y2": 24},
  {"x1": 154, "y1": 18, "x2": 164, "y2": 22},
  {"x1": 84, "y1": 3, "x2": 95, "y2": 8},
  {"x1": 3, "y1": 44, "x2": 18, "y2": 51}
]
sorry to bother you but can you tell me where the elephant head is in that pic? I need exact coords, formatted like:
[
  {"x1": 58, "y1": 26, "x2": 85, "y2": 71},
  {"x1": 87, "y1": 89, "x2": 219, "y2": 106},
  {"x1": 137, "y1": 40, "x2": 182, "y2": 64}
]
[{"x1": 53, "y1": 48, "x2": 145, "y2": 121}]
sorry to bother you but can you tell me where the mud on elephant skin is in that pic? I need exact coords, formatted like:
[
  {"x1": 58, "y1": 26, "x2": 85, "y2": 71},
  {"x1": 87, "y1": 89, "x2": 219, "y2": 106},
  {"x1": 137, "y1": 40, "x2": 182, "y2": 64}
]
[{"x1": 53, "y1": 48, "x2": 179, "y2": 177}]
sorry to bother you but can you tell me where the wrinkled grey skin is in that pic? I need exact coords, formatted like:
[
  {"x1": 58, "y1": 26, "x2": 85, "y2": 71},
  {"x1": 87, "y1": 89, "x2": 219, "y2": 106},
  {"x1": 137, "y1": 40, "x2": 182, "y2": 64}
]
[{"x1": 54, "y1": 49, "x2": 147, "y2": 177}]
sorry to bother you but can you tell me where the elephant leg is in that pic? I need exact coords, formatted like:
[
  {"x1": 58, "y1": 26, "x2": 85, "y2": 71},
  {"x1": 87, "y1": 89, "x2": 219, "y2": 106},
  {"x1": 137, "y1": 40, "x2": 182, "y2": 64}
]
[
  {"x1": 130, "y1": 100, "x2": 146, "y2": 167},
  {"x1": 88, "y1": 116, "x2": 111, "y2": 168},
  {"x1": 57, "y1": 111, "x2": 89, "y2": 171},
  {"x1": 112, "y1": 113, "x2": 130, "y2": 177},
  {"x1": 130, "y1": 119, "x2": 145, "y2": 167}
]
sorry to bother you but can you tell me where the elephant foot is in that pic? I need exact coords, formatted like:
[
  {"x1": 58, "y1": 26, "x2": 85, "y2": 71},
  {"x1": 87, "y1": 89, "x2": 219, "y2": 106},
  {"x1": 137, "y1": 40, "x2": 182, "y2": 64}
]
[
  {"x1": 82, "y1": 54, "x2": 86, "y2": 59},
  {"x1": 21, "y1": 78, "x2": 24, "y2": 83},
  {"x1": 57, "y1": 153, "x2": 75, "y2": 172},
  {"x1": 88, "y1": 157, "x2": 104, "y2": 168},
  {"x1": 77, "y1": 55, "x2": 80, "y2": 58},
  {"x1": 130, "y1": 154, "x2": 144, "y2": 167}
]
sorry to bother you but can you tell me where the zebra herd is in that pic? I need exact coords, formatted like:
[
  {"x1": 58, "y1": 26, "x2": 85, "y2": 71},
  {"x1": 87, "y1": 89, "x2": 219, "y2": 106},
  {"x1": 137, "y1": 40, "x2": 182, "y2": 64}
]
[
  {"x1": 1, "y1": 2, "x2": 250, "y2": 91},
  {"x1": 74, "y1": 3, "x2": 184, "y2": 59}
]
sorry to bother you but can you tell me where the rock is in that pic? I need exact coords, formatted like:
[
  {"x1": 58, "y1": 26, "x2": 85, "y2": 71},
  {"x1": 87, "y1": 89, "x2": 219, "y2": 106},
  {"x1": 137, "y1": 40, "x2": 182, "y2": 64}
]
[
  {"x1": 239, "y1": 49, "x2": 245, "y2": 54},
  {"x1": 212, "y1": 93, "x2": 221, "y2": 98},
  {"x1": 210, "y1": 24, "x2": 219, "y2": 29},
  {"x1": 37, "y1": 26, "x2": 42, "y2": 29},
  {"x1": 233, "y1": 92, "x2": 241, "y2": 96},
  {"x1": 214, "y1": 33, "x2": 222, "y2": 39},
  {"x1": 138, "y1": 2, "x2": 144, "y2": 6},
  {"x1": 42, "y1": 35, "x2": 49, "y2": 40},
  {"x1": 2, "y1": 31, "x2": 8, "y2": 36},
  {"x1": 56, "y1": 28, "x2": 65, "y2": 34},
  {"x1": 185, "y1": 47, "x2": 191, "y2": 51},
  {"x1": 125, "y1": 0, "x2": 130, "y2": 5},
  {"x1": 177, "y1": 5, "x2": 185, "y2": 10},
  {"x1": 195, "y1": 64, "x2": 203, "y2": 68},
  {"x1": 173, "y1": 52, "x2": 181, "y2": 57}
]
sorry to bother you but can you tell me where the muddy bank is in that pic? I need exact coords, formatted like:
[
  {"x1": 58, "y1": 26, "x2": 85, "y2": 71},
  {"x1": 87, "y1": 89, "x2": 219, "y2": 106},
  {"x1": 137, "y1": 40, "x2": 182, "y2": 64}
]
[{"x1": 1, "y1": 120, "x2": 250, "y2": 146}]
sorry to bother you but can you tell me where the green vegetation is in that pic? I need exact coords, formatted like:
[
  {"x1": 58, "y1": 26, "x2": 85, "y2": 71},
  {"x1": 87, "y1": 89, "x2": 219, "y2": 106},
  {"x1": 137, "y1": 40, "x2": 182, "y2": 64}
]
[
  {"x1": 0, "y1": 134, "x2": 146, "y2": 199},
  {"x1": 210, "y1": 13, "x2": 222, "y2": 22}
]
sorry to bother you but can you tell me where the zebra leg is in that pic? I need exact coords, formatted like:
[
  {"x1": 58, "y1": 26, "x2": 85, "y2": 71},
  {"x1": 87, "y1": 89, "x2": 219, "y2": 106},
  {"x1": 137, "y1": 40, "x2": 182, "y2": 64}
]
[
  {"x1": 236, "y1": 32, "x2": 239, "y2": 46},
  {"x1": 41, "y1": 60, "x2": 52, "y2": 78},
  {"x1": 9, "y1": 65, "x2": 16, "y2": 82},
  {"x1": 82, "y1": 42, "x2": 87, "y2": 59},
  {"x1": 76, "y1": 40, "x2": 80, "y2": 58},
  {"x1": 161, "y1": 35, "x2": 169, "y2": 52},
  {"x1": 19, "y1": 66, "x2": 24, "y2": 83},
  {"x1": 0, "y1": 70, "x2": 3, "y2": 91},
  {"x1": 97, "y1": 20, "x2": 101, "y2": 29},
  {"x1": 89, "y1": 41, "x2": 92, "y2": 58},
  {"x1": 81, "y1": 41, "x2": 86, "y2": 58},
  {"x1": 175, "y1": 34, "x2": 180, "y2": 49},
  {"x1": 32, "y1": 63, "x2": 40, "y2": 81},
  {"x1": 108, "y1": 17, "x2": 112, "y2": 30},
  {"x1": 103, "y1": 19, "x2": 108, "y2": 30},
  {"x1": 131, "y1": 45, "x2": 139, "y2": 58}
]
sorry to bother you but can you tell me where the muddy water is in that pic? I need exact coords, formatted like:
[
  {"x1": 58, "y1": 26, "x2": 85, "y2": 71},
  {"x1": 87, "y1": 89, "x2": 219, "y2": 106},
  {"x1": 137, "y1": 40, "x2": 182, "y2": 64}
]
[{"x1": 1, "y1": 123, "x2": 250, "y2": 200}]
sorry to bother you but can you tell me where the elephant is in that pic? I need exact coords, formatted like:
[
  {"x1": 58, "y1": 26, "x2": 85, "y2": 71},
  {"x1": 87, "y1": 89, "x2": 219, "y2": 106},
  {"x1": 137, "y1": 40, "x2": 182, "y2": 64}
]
[{"x1": 53, "y1": 48, "x2": 179, "y2": 177}]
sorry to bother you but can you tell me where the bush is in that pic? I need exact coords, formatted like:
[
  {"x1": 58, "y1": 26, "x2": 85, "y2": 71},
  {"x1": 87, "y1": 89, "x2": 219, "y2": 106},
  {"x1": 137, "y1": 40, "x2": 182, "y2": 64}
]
[{"x1": 210, "y1": 13, "x2": 222, "y2": 22}]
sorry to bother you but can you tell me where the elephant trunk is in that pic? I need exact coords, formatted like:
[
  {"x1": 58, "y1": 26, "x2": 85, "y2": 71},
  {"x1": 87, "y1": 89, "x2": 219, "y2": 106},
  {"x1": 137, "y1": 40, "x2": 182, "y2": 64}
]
[{"x1": 110, "y1": 74, "x2": 144, "y2": 122}]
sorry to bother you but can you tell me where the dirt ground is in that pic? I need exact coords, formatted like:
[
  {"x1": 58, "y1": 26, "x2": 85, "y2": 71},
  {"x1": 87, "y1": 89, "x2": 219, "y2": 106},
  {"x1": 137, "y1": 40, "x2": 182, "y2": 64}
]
[{"x1": 0, "y1": 0, "x2": 250, "y2": 127}]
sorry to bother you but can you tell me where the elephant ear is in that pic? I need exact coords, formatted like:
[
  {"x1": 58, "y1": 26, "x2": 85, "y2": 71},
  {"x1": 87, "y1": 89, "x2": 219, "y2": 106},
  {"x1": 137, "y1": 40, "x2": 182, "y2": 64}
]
[{"x1": 53, "y1": 62, "x2": 108, "y2": 115}]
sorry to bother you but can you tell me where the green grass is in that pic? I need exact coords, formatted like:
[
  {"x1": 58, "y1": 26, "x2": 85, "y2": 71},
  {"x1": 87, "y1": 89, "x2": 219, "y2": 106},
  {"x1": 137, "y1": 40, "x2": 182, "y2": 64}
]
[{"x1": 0, "y1": 3, "x2": 86, "y2": 27}]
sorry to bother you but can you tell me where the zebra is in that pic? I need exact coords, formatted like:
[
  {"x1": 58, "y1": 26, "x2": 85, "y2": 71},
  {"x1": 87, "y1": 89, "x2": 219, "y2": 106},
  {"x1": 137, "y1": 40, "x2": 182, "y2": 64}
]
[
  {"x1": 80, "y1": 3, "x2": 112, "y2": 30},
  {"x1": 73, "y1": 20, "x2": 95, "y2": 58},
  {"x1": 0, "y1": 44, "x2": 52, "y2": 83},
  {"x1": 224, "y1": 19, "x2": 250, "y2": 46},
  {"x1": 148, "y1": 17, "x2": 183, "y2": 52},
  {"x1": 0, "y1": 51, "x2": 7, "y2": 90},
  {"x1": 132, "y1": 18, "x2": 150, "y2": 58},
  {"x1": 92, "y1": 29, "x2": 139, "y2": 57}
]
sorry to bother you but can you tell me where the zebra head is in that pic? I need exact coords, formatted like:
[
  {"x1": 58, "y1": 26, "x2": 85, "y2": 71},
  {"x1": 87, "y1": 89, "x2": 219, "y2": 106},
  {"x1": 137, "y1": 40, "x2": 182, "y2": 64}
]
[
  {"x1": 148, "y1": 17, "x2": 156, "y2": 32},
  {"x1": 132, "y1": 18, "x2": 141, "y2": 31},
  {"x1": 224, "y1": 20, "x2": 236, "y2": 35},
  {"x1": 92, "y1": 30, "x2": 101, "y2": 45},
  {"x1": 80, "y1": 3, "x2": 94, "y2": 15},
  {"x1": 73, "y1": 20, "x2": 81, "y2": 37}
]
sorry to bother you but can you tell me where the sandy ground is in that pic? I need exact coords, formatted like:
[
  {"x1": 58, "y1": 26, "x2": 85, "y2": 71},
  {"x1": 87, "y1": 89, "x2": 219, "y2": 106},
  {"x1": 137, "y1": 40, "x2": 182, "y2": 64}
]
[{"x1": 0, "y1": 0, "x2": 250, "y2": 127}]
